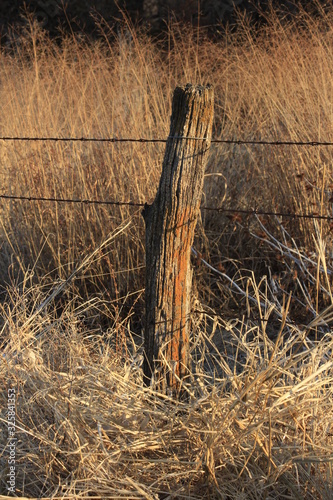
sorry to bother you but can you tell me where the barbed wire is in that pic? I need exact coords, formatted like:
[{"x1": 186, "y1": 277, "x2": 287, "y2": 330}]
[
  {"x1": 1, "y1": 193, "x2": 333, "y2": 222},
  {"x1": 213, "y1": 139, "x2": 333, "y2": 147},
  {"x1": 0, "y1": 193, "x2": 144, "y2": 207},
  {"x1": 1, "y1": 135, "x2": 333, "y2": 146},
  {"x1": 203, "y1": 206, "x2": 333, "y2": 221},
  {"x1": 0, "y1": 136, "x2": 166, "y2": 143},
  {"x1": 1, "y1": 134, "x2": 333, "y2": 220}
]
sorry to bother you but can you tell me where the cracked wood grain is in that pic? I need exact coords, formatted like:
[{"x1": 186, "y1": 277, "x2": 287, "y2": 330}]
[{"x1": 142, "y1": 83, "x2": 214, "y2": 397}]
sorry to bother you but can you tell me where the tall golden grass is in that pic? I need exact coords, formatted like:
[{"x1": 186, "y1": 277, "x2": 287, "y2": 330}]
[{"x1": 1, "y1": 4, "x2": 333, "y2": 498}]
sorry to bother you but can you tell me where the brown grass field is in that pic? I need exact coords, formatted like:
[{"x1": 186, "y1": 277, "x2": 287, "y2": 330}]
[{"x1": 1, "y1": 4, "x2": 333, "y2": 498}]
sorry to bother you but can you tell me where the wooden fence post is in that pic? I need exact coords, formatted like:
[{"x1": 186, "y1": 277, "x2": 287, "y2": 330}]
[{"x1": 142, "y1": 83, "x2": 214, "y2": 396}]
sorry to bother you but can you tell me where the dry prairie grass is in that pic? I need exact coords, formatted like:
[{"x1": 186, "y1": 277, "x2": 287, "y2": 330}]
[{"x1": 1, "y1": 3, "x2": 333, "y2": 498}]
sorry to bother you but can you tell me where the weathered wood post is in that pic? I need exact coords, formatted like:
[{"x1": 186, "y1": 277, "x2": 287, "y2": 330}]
[{"x1": 142, "y1": 83, "x2": 214, "y2": 396}]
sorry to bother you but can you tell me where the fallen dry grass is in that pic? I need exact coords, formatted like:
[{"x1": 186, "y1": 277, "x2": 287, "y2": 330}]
[
  {"x1": 1, "y1": 2, "x2": 333, "y2": 497},
  {"x1": 0, "y1": 265, "x2": 332, "y2": 498}
]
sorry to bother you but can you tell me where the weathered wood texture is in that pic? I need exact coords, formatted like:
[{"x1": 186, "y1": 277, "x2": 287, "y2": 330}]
[{"x1": 142, "y1": 84, "x2": 214, "y2": 396}]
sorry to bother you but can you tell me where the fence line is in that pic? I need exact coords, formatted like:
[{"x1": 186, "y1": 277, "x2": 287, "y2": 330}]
[
  {"x1": 2, "y1": 90, "x2": 330, "y2": 394},
  {"x1": 1, "y1": 135, "x2": 333, "y2": 146},
  {"x1": 1, "y1": 133, "x2": 333, "y2": 222},
  {"x1": 1, "y1": 193, "x2": 332, "y2": 222},
  {"x1": 0, "y1": 193, "x2": 145, "y2": 207},
  {"x1": 0, "y1": 136, "x2": 166, "y2": 143}
]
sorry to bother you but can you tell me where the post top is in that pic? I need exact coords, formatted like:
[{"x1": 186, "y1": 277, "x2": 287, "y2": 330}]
[
  {"x1": 184, "y1": 83, "x2": 212, "y2": 89},
  {"x1": 175, "y1": 83, "x2": 213, "y2": 99}
]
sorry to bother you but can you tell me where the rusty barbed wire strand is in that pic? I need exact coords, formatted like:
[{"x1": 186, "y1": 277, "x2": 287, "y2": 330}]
[
  {"x1": 0, "y1": 136, "x2": 166, "y2": 143},
  {"x1": 212, "y1": 139, "x2": 333, "y2": 146},
  {"x1": 1, "y1": 135, "x2": 333, "y2": 146},
  {"x1": 0, "y1": 193, "x2": 145, "y2": 207},
  {"x1": 202, "y1": 206, "x2": 333, "y2": 221},
  {"x1": 1, "y1": 193, "x2": 333, "y2": 222}
]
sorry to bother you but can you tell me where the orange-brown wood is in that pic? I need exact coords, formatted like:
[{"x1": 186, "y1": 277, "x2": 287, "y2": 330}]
[{"x1": 142, "y1": 84, "x2": 214, "y2": 397}]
